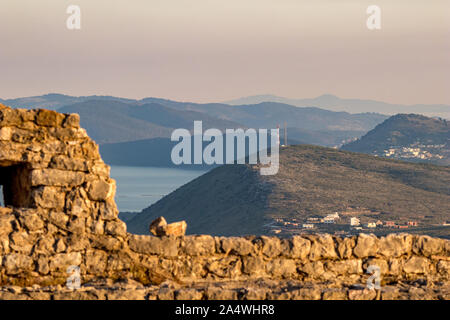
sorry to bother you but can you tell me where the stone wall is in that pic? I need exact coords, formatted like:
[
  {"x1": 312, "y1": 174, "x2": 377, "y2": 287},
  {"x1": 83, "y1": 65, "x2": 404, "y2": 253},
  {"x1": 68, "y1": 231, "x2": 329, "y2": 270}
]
[{"x1": 0, "y1": 104, "x2": 449, "y2": 299}]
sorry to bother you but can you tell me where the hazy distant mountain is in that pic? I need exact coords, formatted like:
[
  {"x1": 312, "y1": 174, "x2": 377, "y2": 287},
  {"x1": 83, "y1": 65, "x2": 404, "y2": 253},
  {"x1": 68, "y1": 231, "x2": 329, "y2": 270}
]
[
  {"x1": 0, "y1": 93, "x2": 135, "y2": 110},
  {"x1": 145, "y1": 100, "x2": 388, "y2": 132},
  {"x1": 224, "y1": 94, "x2": 450, "y2": 119},
  {"x1": 5, "y1": 93, "x2": 448, "y2": 119},
  {"x1": 2, "y1": 93, "x2": 388, "y2": 132},
  {"x1": 125, "y1": 145, "x2": 450, "y2": 237},
  {"x1": 341, "y1": 114, "x2": 450, "y2": 165},
  {"x1": 59, "y1": 100, "x2": 242, "y2": 144}
]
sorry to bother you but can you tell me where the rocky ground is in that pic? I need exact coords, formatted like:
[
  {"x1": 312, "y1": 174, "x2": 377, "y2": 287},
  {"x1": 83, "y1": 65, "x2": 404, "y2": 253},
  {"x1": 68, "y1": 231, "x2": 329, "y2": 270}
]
[{"x1": 1, "y1": 278, "x2": 448, "y2": 300}]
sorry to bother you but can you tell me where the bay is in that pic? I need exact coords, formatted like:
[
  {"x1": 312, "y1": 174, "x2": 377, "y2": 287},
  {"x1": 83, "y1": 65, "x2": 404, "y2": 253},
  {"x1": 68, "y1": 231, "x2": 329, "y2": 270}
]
[{"x1": 110, "y1": 166, "x2": 208, "y2": 212}]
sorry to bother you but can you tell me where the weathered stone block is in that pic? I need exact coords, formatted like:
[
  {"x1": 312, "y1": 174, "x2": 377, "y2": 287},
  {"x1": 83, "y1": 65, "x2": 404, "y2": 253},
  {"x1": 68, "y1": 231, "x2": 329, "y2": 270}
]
[
  {"x1": 106, "y1": 252, "x2": 133, "y2": 273},
  {"x1": 337, "y1": 237, "x2": 355, "y2": 259},
  {"x1": 413, "y1": 235, "x2": 444, "y2": 257},
  {"x1": 50, "y1": 127, "x2": 88, "y2": 141},
  {"x1": 90, "y1": 162, "x2": 111, "y2": 178},
  {"x1": 0, "y1": 214, "x2": 14, "y2": 236},
  {"x1": 299, "y1": 261, "x2": 325, "y2": 278},
  {"x1": 128, "y1": 234, "x2": 178, "y2": 257},
  {"x1": 183, "y1": 235, "x2": 215, "y2": 256},
  {"x1": 388, "y1": 258, "x2": 403, "y2": 276},
  {"x1": 31, "y1": 169, "x2": 85, "y2": 187},
  {"x1": 221, "y1": 237, "x2": 255, "y2": 256},
  {"x1": 89, "y1": 220, "x2": 104, "y2": 235},
  {"x1": 48, "y1": 211, "x2": 69, "y2": 229},
  {"x1": 91, "y1": 235, "x2": 122, "y2": 251},
  {"x1": 3, "y1": 253, "x2": 33, "y2": 274},
  {"x1": 266, "y1": 258, "x2": 297, "y2": 278},
  {"x1": 67, "y1": 233, "x2": 90, "y2": 252},
  {"x1": 242, "y1": 256, "x2": 266, "y2": 276},
  {"x1": 49, "y1": 156, "x2": 88, "y2": 172},
  {"x1": 36, "y1": 109, "x2": 65, "y2": 127},
  {"x1": 353, "y1": 234, "x2": 379, "y2": 258},
  {"x1": 67, "y1": 216, "x2": 86, "y2": 234},
  {"x1": 0, "y1": 108, "x2": 22, "y2": 126},
  {"x1": 379, "y1": 234, "x2": 413, "y2": 258},
  {"x1": 258, "y1": 236, "x2": 282, "y2": 258},
  {"x1": 18, "y1": 212, "x2": 45, "y2": 231},
  {"x1": 437, "y1": 260, "x2": 450, "y2": 275},
  {"x1": 80, "y1": 140, "x2": 100, "y2": 160},
  {"x1": 63, "y1": 113, "x2": 80, "y2": 128},
  {"x1": 98, "y1": 201, "x2": 118, "y2": 220},
  {"x1": 403, "y1": 256, "x2": 429, "y2": 274},
  {"x1": 31, "y1": 186, "x2": 66, "y2": 209},
  {"x1": 288, "y1": 236, "x2": 311, "y2": 259},
  {"x1": 54, "y1": 238, "x2": 67, "y2": 253},
  {"x1": 34, "y1": 236, "x2": 55, "y2": 255},
  {"x1": 10, "y1": 231, "x2": 35, "y2": 254},
  {"x1": 163, "y1": 221, "x2": 187, "y2": 237},
  {"x1": 149, "y1": 216, "x2": 167, "y2": 236},
  {"x1": 105, "y1": 220, "x2": 127, "y2": 237},
  {"x1": 0, "y1": 127, "x2": 12, "y2": 141},
  {"x1": 85, "y1": 249, "x2": 108, "y2": 274},
  {"x1": 207, "y1": 257, "x2": 242, "y2": 278},
  {"x1": 48, "y1": 252, "x2": 82, "y2": 272},
  {"x1": 326, "y1": 259, "x2": 363, "y2": 274},
  {"x1": 36, "y1": 256, "x2": 50, "y2": 275},
  {"x1": 86, "y1": 179, "x2": 115, "y2": 201},
  {"x1": 307, "y1": 234, "x2": 338, "y2": 260}
]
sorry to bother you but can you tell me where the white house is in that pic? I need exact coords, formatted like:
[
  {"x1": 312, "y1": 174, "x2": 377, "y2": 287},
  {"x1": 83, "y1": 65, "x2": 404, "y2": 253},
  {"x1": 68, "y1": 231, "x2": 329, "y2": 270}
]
[{"x1": 350, "y1": 217, "x2": 360, "y2": 226}]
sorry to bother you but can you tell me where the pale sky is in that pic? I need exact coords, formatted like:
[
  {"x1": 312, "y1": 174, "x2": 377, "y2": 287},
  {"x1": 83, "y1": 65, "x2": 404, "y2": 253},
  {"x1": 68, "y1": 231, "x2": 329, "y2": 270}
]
[{"x1": 1, "y1": 0, "x2": 449, "y2": 104}]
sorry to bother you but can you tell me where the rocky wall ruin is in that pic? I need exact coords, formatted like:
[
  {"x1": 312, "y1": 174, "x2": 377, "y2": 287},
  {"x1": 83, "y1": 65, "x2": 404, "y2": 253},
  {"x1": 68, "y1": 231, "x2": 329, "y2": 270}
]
[{"x1": 0, "y1": 104, "x2": 449, "y2": 299}]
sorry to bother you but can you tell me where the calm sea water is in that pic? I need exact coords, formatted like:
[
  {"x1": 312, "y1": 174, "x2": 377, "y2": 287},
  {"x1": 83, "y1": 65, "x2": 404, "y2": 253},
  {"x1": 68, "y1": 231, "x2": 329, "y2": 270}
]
[{"x1": 110, "y1": 166, "x2": 208, "y2": 212}]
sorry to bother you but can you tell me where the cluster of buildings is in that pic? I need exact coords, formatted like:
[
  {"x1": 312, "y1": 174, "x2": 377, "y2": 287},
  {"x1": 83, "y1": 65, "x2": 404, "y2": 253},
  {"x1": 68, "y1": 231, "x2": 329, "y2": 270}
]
[
  {"x1": 381, "y1": 145, "x2": 445, "y2": 161},
  {"x1": 270, "y1": 213, "x2": 422, "y2": 236},
  {"x1": 350, "y1": 218, "x2": 419, "y2": 230},
  {"x1": 349, "y1": 217, "x2": 381, "y2": 230},
  {"x1": 306, "y1": 212, "x2": 340, "y2": 225}
]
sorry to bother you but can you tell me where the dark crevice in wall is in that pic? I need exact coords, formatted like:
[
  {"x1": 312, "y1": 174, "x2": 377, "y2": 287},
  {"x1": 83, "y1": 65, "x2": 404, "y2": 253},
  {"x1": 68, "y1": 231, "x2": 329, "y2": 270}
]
[{"x1": 0, "y1": 163, "x2": 32, "y2": 208}]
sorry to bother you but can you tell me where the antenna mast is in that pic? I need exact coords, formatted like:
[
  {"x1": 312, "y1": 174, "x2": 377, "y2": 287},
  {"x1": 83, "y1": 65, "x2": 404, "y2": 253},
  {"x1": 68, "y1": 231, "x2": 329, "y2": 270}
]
[{"x1": 284, "y1": 121, "x2": 287, "y2": 146}]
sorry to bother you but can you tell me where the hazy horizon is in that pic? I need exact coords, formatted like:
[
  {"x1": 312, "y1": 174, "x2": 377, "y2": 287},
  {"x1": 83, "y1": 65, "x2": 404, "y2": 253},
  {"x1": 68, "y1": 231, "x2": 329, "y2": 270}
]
[
  {"x1": 2, "y1": 91, "x2": 450, "y2": 108},
  {"x1": 1, "y1": 0, "x2": 449, "y2": 105}
]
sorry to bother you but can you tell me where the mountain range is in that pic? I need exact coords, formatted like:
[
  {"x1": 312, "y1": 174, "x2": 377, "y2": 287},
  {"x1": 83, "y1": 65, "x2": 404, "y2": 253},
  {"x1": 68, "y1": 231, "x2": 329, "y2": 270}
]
[
  {"x1": 1, "y1": 94, "x2": 393, "y2": 167},
  {"x1": 224, "y1": 94, "x2": 450, "y2": 119},
  {"x1": 4, "y1": 93, "x2": 446, "y2": 119}
]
